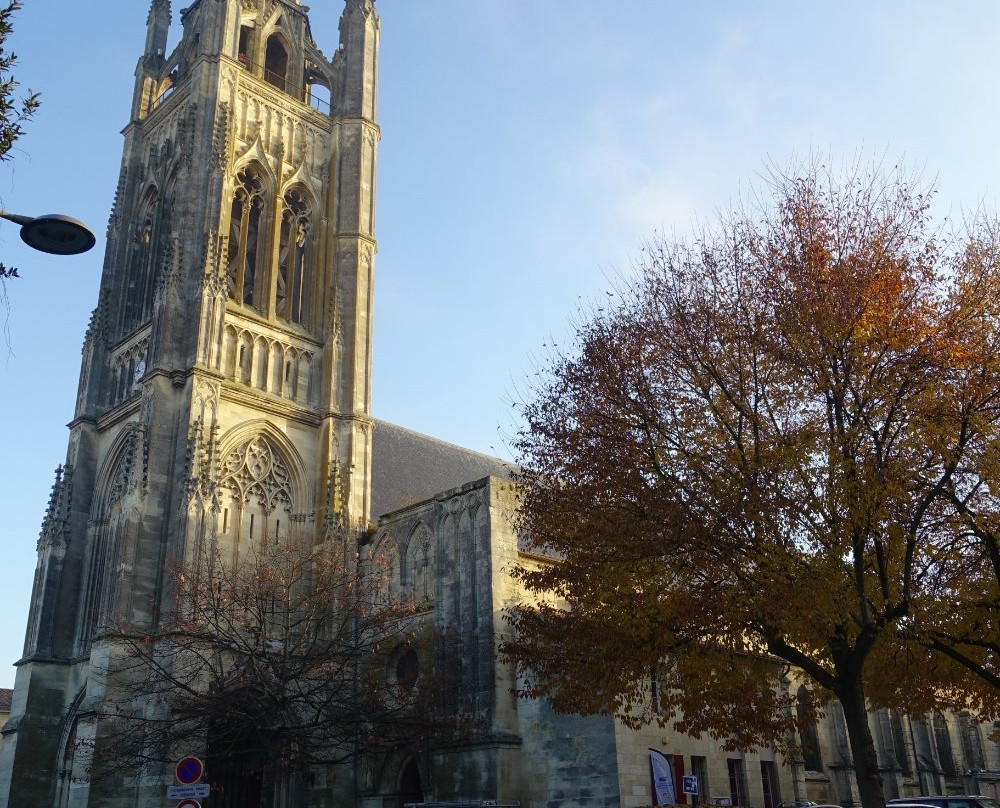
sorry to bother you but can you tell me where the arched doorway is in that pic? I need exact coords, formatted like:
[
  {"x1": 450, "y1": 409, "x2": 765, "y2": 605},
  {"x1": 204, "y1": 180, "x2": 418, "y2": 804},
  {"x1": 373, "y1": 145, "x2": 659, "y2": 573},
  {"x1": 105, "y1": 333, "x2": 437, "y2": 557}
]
[
  {"x1": 398, "y1": 758, "x2": 423, "y2": 808},
  {"x1": 206, "y1": 750, "x2": 264, "y2": 808},
  {"x1": 205, "y1": 718, "x2": 265, "y2": 808}
]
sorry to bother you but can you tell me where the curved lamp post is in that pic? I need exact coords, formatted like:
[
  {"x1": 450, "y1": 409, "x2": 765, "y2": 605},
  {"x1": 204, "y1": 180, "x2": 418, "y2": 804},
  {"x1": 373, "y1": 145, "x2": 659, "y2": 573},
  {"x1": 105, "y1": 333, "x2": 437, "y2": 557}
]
[{"x1": 0, "y1": 210, "x2": 96, "y2": 255}]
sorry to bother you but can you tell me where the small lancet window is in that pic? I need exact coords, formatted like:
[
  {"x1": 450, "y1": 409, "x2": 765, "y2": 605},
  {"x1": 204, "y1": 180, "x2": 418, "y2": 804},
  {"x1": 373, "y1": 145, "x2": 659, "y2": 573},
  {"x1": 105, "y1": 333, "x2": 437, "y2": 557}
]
[
  {"x1": 238, "y1": 26, "x2": 253, "y2": 66},
  {"x1": 276, "y1": 187, "x2": 311, "y2": 324},
  {"x1": 264, "y1": 35, "x2": 289, "y2": 92},
  {"x1": 396, "y1": 648, "x2": 419, "y2": 693},
  {"x1": 227, "y1": 165, "x2": 267, "y2": 311},
  {"x1": 122, "y1": 186, "x2": 159, "y2": 334}
]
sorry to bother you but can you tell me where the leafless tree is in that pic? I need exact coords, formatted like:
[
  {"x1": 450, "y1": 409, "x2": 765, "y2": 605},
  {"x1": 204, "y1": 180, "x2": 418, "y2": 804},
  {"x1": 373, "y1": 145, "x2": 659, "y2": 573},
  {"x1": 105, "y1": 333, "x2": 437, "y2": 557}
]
[{"x1": 96, "y1": 534, "x2": 448, "y2": 805}]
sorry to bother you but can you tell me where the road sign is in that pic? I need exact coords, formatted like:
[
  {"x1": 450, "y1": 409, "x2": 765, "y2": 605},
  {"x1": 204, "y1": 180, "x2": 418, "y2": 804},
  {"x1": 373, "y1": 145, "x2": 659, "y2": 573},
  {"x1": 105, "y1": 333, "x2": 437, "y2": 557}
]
[
  {"x1": 175, "y1": 756, "x2": 204, "y2": 785},
  {"x1": 682, "y1": 775, "x2": 699, "y2": 795},
  {"x1": 175, "y1": 799, "x2": 201, "y2": 808},
  {"x1": 168, "y1": 784, "x2": 211, "y2": 799}
]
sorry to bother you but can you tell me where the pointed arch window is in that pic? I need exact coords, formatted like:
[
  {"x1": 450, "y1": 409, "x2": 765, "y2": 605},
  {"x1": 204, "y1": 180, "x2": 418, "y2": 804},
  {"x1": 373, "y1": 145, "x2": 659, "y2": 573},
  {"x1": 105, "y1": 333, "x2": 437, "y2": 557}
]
[
  {"x1": 238, "y1": 25, "x2": 253, "y2": 66},
  {"x1": 276, "y1": 187, "x2": 311, "y2": 324},
  {"x1": 264, "y1": 35, "x2": 289, "y2": 92},
  {"x1": 79, "y1": 439, "x2": 141, "y2": 646},
  {"x1": 122, "y1": 186, "x2": 159, "y2": 334},
  {"x1": 796, "y1": 686, "x2": 822, "y2": 772},
  {"x1": 889, "y1": 709, "x2": 910, "y2": 775},
  {"x1": 405, "y1": 525, "x2": 434, "y2": 605},
  {"x1": 227, "y1": 165, "x2": 267, "y2": 311},
  {"x1": 56, "y1": 715, "x2": 96, "y2": 807},
  {"x1": 933, "y1": 712, "x2": 956, "y2": 777},
  {"x1": 367, "y1": 534, "x2": 400, "y2": 607},
  {"x1": 958, "y1": 712, "x2": 985, "y2": 772},
  {"x1": 219, "y1": 436, "x2": 294, "y2": 557}
]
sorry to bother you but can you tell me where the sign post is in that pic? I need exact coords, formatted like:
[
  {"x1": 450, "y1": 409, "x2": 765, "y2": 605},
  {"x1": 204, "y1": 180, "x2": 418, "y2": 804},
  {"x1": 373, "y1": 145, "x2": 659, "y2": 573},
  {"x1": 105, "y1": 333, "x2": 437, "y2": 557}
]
[{"x1": 170, "y1": 756, "x2": 209, "y2": 807}]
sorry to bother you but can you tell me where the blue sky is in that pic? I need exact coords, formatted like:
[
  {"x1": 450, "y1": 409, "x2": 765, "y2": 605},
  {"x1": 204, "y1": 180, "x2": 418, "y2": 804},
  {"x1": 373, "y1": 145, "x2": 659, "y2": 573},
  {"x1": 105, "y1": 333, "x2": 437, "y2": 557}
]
[{"x1": 2, "y1": 0, "x2": 1000, "y2": 688}]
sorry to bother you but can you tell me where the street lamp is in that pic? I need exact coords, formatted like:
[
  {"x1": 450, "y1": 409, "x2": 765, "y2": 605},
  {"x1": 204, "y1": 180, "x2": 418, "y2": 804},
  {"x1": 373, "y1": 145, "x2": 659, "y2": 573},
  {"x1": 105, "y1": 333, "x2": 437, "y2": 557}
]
[{"x1": 0, "y1": 210, "x2": 96, "y2": 255}]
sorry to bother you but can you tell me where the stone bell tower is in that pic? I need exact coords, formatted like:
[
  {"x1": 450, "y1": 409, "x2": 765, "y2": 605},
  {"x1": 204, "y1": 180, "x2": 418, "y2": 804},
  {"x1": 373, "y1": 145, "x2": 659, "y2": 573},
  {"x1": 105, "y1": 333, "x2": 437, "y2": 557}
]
[{"x1": 0, "y1": 0, "x2": 379, "y2": 804}]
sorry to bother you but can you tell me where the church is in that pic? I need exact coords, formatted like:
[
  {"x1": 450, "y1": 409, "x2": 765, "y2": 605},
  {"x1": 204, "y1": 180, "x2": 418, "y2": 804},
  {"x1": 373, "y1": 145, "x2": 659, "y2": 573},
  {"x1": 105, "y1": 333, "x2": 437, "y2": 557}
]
[{"x1": 0, "y1": 2, "x2": 997, "y2": 807}]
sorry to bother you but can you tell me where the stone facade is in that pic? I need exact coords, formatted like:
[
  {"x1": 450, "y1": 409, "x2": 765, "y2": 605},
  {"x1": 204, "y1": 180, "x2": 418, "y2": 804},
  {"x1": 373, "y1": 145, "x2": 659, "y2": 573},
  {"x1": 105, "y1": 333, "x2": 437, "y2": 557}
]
[
  {"x1": 0, "y1": 1, "x2": 380, "y2": 805},
  {"x1": 787, "y1": 687, "x2": 1000, "y2": 806},
  {"x1": 356, "y1": 423, "x2": 797, "y2": 808},
  {"x1": 2, "y1": 2, "x2": 989, "y2": 808}
]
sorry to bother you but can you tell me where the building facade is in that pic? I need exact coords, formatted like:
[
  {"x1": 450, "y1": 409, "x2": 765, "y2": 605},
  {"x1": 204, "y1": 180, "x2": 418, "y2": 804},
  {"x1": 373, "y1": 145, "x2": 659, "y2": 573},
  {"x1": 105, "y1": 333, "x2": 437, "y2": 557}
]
[
  {"x1": 789, "y1": 689, "x2": 1000, "y2": 806},
  {"x1": 0, "y1": 0, "x2": 379, "y2": 804},
  {"x1": 2, "y1": 2, "x2": 991, "y2": 808},
  {"x1": 363, "y1": 422, "x2": 796, "y2": 808}
]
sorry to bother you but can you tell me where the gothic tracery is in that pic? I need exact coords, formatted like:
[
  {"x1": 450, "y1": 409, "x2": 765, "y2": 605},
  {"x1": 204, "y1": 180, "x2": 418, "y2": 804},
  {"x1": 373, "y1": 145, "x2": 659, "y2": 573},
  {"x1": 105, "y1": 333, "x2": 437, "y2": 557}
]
[
  {"x1": 276, "y1": 185, "x2": 312, "y2": 324},
  {"x1": 227, "y1": 163, "x2": 267, "y2": 309},
  {"x1": 220, "y1": 435, "x2": 292, "y2": 513}
]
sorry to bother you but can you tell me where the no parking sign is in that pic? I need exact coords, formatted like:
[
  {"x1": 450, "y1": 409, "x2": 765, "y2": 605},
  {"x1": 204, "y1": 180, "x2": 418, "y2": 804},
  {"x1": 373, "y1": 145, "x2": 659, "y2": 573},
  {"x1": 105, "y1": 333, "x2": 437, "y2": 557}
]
[
  {"x1": 170, "y1": 757, "x2": 207, "y2": 807},
  {"x1": 175, "y1": 756, "x2": 204, "y2": 785}
]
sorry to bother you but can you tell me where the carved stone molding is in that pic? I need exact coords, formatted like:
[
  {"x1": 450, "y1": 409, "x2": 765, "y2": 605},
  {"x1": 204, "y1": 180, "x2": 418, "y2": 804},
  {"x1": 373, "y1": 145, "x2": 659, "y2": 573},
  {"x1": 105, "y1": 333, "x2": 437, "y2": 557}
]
[
  {"x1": 214, "y1": 101, "x2": 233, "y2": 172},
  {"x1": 201, "y1": 230, "x2": 229, "y2": 298},
  {"x1": 193, "y1": 378, "x2": 221, "y2": 425},
  {"x1": 322, "y1": 459, "x2": 346, "y2": 537},
  {"x1": 443, "y1": 490, "x2": 484, "y2": 519},
  {"x1": 108, "y1": 166, "x2": 128, "y2": 237},
  {"x1": 154, "y1": 233, "x2": 181, "y2": 298},
  {"x1": 38, "y1": 464, "x2": 74, "y2": 552},
  {"x1": 108, "y1": 422, "x2": 149, "y2": 505},
  {"x1": 183, "y1": 417, "x2": 220, "y2": 507}
]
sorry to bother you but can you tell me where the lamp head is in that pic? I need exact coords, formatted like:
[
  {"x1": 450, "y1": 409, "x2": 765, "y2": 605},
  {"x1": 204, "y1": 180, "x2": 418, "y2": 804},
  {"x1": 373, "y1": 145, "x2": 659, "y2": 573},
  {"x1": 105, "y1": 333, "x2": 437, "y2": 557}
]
[{"x1": 18, "y1": 214, "x2": 96, "y2": 255}]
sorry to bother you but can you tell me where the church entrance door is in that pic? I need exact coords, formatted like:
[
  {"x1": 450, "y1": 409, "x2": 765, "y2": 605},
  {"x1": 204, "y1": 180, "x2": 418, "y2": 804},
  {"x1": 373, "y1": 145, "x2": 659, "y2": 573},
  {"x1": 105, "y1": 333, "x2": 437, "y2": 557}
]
[{"x1": 398, "y1": 758, "x2": 424, "y2": 808}]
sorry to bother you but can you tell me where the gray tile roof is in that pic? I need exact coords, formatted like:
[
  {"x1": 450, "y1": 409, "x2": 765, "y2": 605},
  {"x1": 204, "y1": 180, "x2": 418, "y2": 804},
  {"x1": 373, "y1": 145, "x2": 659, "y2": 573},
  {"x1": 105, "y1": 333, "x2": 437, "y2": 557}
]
[{"x1": 371, "y1": 420, "x2": 512, "y2": 519}]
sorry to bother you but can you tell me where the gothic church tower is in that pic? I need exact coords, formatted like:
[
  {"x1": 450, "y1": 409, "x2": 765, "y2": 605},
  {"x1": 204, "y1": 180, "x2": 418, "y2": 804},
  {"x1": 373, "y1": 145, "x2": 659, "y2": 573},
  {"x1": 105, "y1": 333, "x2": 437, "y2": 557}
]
[{"x1": 0, "y1": 1, "x2": 379, "y2": 804}]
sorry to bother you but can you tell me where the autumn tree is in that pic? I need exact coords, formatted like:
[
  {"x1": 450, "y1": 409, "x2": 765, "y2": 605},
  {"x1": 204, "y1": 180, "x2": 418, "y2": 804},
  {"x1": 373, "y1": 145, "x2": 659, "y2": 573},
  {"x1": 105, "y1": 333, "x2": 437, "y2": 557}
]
[
  {"x1": 95, "y1": 535, "x2": 446, "y2": 806},
  {"x1": 503, "y1": 160, "x2": 1000, "y2": 808},
  {"x1": 906, "y1": 224, "x2": 1000, "y2": 695}
]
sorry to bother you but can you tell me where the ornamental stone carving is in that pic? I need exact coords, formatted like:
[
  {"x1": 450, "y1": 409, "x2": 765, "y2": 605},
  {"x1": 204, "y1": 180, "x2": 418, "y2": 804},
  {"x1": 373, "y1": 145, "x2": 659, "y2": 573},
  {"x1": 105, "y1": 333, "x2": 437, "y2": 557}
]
[{"x1": 220, "y1": 436, "x2": 292, "y2": 514}]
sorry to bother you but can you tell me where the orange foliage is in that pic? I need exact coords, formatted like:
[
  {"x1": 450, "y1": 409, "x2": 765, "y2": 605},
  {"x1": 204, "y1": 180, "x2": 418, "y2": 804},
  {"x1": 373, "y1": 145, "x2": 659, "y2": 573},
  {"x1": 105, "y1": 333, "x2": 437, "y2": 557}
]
[{"x1": 504, "y1": 159, "x2": 1000, "y2": 808}]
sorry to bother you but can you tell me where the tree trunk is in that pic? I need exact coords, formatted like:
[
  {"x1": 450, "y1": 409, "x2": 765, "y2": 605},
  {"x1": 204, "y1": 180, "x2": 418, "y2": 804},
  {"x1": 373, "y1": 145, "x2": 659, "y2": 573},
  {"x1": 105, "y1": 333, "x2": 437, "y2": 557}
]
[{"x1": 837, "y1": 677, "x2": 885, "y2": 808}]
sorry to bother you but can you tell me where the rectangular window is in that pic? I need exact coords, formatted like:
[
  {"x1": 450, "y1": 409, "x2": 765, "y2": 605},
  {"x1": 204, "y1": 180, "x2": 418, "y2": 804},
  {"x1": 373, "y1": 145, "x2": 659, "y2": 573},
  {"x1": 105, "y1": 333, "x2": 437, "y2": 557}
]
[
  {"x1": 691, "y1": 756, "x2": 709, "y2": 808},
  {"x1": 727, "y1": 758, "x2": 748, "y2": 807},
  {"x1": 760, "y1": 761, "x2": 781, "y2": 808}
]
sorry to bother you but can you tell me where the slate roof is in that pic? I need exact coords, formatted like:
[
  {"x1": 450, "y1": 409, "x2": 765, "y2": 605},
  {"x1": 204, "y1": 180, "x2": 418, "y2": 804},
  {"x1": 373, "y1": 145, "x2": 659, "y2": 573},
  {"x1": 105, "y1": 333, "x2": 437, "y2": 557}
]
[
  {"x1": 0, "y1": 689, "x2": 11, "y2": 712},
  {"x1": 371, "y1": 420, "x2": 513, "y2": 519}
]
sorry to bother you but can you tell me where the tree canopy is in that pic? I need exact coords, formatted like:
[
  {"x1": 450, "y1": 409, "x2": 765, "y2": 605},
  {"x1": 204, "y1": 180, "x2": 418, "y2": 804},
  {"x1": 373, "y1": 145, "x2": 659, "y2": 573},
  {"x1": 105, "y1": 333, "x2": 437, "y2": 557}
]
[{"x1": 503, "y1": 160, "x2": 1000, "y2": 808}]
